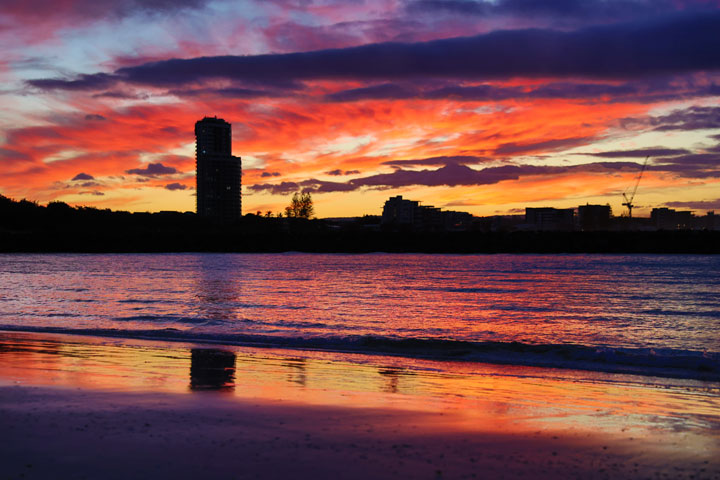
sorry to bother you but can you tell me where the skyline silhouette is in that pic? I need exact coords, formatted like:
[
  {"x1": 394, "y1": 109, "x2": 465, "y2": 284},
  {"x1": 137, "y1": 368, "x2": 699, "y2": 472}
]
[{"x1": 2, "y1": 116, "x2": 717, "y2": 228}]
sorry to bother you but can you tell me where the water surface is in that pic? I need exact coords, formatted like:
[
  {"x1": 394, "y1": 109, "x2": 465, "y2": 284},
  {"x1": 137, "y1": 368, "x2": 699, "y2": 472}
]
[{"x1": 1, "y1": 253, "x2": 718, "y2": 379}]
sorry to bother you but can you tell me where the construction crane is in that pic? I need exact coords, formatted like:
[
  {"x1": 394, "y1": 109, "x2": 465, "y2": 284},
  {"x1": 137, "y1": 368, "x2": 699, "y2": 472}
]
[{"x1": 622, "y1": 155, "x2": 649, "y2": 218}]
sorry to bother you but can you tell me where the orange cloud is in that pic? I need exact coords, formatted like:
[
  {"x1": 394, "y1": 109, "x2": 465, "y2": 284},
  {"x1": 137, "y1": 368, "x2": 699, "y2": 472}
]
[{"x1": 1, "y1": 81, "x2": 715, "y2": 216}]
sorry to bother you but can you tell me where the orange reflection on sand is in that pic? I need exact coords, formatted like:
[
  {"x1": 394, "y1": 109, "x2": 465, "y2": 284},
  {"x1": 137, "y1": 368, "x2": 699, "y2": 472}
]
[
  {"x1": 1, "y1": 331, "x2": 718, "y2": 445},
  {"x1": 0, "y1": 334, "x2": 190, "y2": 392}
]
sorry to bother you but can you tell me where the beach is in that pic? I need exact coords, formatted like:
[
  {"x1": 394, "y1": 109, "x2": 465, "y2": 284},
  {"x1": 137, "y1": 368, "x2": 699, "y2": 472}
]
[
  {"x1": 1, "y1": 331, "x2": 718, "y2": 480},
  {"x1": 1, "y1": 253, "x2": 719, "y2": 478}
]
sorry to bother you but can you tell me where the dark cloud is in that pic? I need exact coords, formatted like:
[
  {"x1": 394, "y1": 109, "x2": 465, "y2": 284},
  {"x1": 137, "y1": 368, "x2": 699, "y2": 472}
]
[
  {"x1": 383, "y1": 155, "x2": 488, "y2": 166},
  {"x1": 3, "y1": 0, "x2": 206, "y2": 21},
  {"x1": 249, "y1": 179, "x2": 357, "y2": 196},
  {"x1": 325, "y1": 169, "x2": 363, "y2": 176},
  {"x1": 125, "y1": 162, "x2": 177, "y2": 176},
  {"x1": 71, "y1": 172, "x2": 94, "y2": 180},
  {"x1": 78, "y1": 190, "x2": 104, "y2": 196},
  {"x1": 118, "y1": 15, "x2": 720, "y2": 82},
  {"x1": 0, "y1": 148, "x2": 33, "y2": 162},
  {"x1": 168, "y1": 86, "x2": 287, "y2": 99},
  {"x1": 112, "y1": 0, "x2": 206, "y2": 16},
  {"x1": 28, "y1": 73, "x2": 117, "y2": 91},
  {"x1": 327, "y1": 83, "x2": 418, "y2": 102},
  {"x1": 250, "y1": 161, "x2": 646, "y2": 194},
  {"x1": 422, "y1": 84, "x2": 522, "y2": 101},
  {"x1": 623, "y1": 105, "x2": 720, "y2": 132},
  {"x1": 28, "y1": 13, "x2": 720, "y2": 92},
  {"x1": 260, "y1": 171, "x2": 282, "y2": 178},
  {"x1": 405, "y1": 0, "x2": 709, "y2": 21},
  {"x1": 526, "y1": 82, "x2": 641, "y2": 99},
  {"x1": 583, "y1": 147, "x2": 691, "y2": 158},
  {"x1": 651, "y1": 106, "x2": 720, "y2": 131},
  {"x1": 84, "y1": 114, "x2": 106, "y2": 121},
  {"x1": 327, "y1": 78, "x2": 704, "y2": 103},
  {"x1": 249, "y1": 181, "x2": 300, "y2": 195},
  {"x1": 494, "y1": 137, "x2": 594, "y2": 155},
  {"x1": 160, "y1": 126, "x2": 180, "y2": 135},
  {"x1": 648, "y1": 153, "x2": 720, "y2": 179},
  {"x1": 92, "y1": 90, "x2": 149, "y2": 100},
  {"x1": 406, "y1": 0, "x2": 491, "y2": 15},
  {"x1": 354, "y1": 164, "x2": 530, "y2": 189},
  {"x1": 653, "y1": 153, "x2": 720, "y2": 167},
  {"x1": 164, "y1": 182, "x2": 187, "y2": 191},
  {"x1": 664, "y1": 198, "x2": 720, "y2": 210}
]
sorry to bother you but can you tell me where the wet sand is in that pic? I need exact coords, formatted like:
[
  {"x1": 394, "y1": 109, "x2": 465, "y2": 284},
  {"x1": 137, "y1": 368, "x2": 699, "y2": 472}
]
[
  {"x1": 2, "y1": 384, "x2": 717, "y2": 480},
  {"x1": 0, "y1": 332, "x2": 718, "y2": 479}
]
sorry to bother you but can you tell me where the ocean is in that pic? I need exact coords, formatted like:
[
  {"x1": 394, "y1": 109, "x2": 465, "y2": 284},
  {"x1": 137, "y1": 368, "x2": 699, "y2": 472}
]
[{"x1": 1, "y1": 253, "x2": 718, "y2": 382}]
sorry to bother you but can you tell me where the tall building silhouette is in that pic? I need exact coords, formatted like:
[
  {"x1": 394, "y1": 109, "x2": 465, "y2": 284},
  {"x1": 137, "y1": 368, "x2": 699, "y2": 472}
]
[{"x1": 195, "y1": 117, "x2": 242, "y2": 223}]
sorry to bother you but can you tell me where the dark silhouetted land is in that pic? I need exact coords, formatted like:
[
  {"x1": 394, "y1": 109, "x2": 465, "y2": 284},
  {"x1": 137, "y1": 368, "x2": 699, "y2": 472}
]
[{"x1": 1, "y1": 196, "x2": 718, "y2": 253}]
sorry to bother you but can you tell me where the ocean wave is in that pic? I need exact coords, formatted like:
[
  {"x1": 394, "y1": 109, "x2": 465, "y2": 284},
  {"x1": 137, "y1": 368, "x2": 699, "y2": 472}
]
[
  {"x1": 1, "y1": 325, "x2": 718, "y2": 382},
  {"x1": 115, "y1": 315, "x2": 214, "y2": 324},
  {"x1": 117, "y1": 299, "x2": 166, "y2": 304},
  {"x1": 640, "y1": 308, "x2": 720, "y2": 318},
  {"x1": 443, "y1": 287, "x2": 527, "y2": 294}
]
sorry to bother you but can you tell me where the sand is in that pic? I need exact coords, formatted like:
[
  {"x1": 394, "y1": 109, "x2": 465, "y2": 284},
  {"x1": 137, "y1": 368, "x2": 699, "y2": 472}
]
[{"x1": 1, "y1": 383, "x2": 717, "y2": 480}]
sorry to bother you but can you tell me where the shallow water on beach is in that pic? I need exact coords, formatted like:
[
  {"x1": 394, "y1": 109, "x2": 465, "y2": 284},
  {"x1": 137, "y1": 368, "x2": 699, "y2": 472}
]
[
  {"x1": 1, "y1": 253, "x2": 719, "y2": 380},
  {"x1": 1, "y1": 331, "x2": 719, "y2": 436}
]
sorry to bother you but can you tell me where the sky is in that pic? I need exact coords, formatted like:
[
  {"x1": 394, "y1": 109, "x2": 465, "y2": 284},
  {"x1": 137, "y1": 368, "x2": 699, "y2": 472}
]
[{"x1": 1, "y1": 0, "x2": 720, "y2": 218}]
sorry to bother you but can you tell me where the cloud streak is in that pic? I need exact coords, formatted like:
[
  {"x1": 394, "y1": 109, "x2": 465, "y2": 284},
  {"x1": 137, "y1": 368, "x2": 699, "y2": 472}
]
[
  {"x1": 250, "y1": 161, "x2": 649, "y2": 195},
  {"x1": 406, "y1": 0, "x2": 715, "y2": 21},
  {"x1": 622, "y1": 105, "x2": 720, "y2": 132},
  {"x1": 126, "y1": 162, "x2": 177, "y2": 176},
  {"x1": 583, "y1": 147, "x2": 692, "y2": 158},
  {"x1": 27, "y1": 12, "x2": 720, "y2": 93},
  {"x1": 71, "y1": 172, "x2": 94, "y2": 180},
  {"x1": 665, "y1": 198, "x2": 720, "y2": 210},
  {"x1": 2, "y1": 0, "x2": 206, "y2": 21}
]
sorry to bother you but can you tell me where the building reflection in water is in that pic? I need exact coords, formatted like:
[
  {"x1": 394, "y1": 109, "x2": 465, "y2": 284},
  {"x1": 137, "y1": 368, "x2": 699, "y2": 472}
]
[
  {"x1": 189, "y1": 348, "x2": 237, "y2": 392},
  {"x1": 378, "y1": 367, "x2": 414, "y2": 394},
  {"x1": 193, "y1": 254, "x2": 242, "y2": 325},
  {"x1": 283, "y1": 358, "x2": 307, "y2": 387}
]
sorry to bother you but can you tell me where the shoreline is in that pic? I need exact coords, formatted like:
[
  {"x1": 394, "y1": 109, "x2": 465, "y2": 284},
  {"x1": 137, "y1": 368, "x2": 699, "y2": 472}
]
[
  {"x1": 1, "y1": 325, "x2": 718, "y2": 383},
  {"x1": 1, "y1": 331, "x2": 719, "y2": 479},
  {"x1": 3, "y1": 230, "x2": 720, "y2": 254}
]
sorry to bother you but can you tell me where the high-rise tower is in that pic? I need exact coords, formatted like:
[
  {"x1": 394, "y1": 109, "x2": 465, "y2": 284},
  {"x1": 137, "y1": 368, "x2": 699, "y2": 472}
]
[{"x1": 195, "y1": 117, "x2": 242, "y2": 223}]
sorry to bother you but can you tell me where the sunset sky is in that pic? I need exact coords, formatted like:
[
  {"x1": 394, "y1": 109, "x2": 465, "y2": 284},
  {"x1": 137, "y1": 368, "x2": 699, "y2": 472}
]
[{"x1": 2, "y1": 0, "x2": 719, "y2": 218}]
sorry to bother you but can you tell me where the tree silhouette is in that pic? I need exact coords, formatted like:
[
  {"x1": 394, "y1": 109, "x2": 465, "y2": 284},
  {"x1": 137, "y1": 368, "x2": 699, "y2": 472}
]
[{"x1": 285, "y1": 192, "x2": 314, "y2": 219}]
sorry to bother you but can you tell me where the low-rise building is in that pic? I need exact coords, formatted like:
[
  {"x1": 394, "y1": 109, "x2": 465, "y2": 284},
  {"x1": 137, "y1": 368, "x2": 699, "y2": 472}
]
[
  {"x1": 381, "y1": 196, "x2": 473, "y2": 231},
  {"x1": 525, "y1": 207, "x2": 575, "y2": 231},
  {"x1": 651, "y1": 208, "x2": 694, "y2": 230},
  {"x1": 578, "y1": 204, "x2": 612, "y2": 231}
]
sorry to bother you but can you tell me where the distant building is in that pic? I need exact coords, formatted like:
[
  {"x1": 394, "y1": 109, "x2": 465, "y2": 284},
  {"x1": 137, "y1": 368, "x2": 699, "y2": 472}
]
[
  {"x1": 699, "y1": 211, "x2": 720, "y2": 230},
  {"x1": 382, "y1": 196, "x2": 419, "y2": 226},
  {"x1": 525, "y1": 207, "x2": 575, "y2": 231},
  {"x1": 381, "y1": 196, "x2": 473, "y2": 231},
  {"x1": 195, "y1": 117, "x2": 242, "y2": 223},
  {"x1": 578, "y1": 204, "x2": 612, "y2": 231},
  {"x1": 651, "y1": 208, "x2": 695, "y2": 230}
]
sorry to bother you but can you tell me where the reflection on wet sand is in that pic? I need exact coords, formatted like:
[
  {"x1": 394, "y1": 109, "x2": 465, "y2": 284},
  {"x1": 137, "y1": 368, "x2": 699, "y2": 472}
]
[
  {"x1": 189, "y1": 349, "x2": 236, "y2": 392},
  {"x1": 1, "y1": 330, "x2": 719, "y2": 456},
  {"x1": 283, "y1": 358, "x2": 307, "y2": 387},
  {"x1": 378, "y1": 367, "x2": 414, "y2": 394}
]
